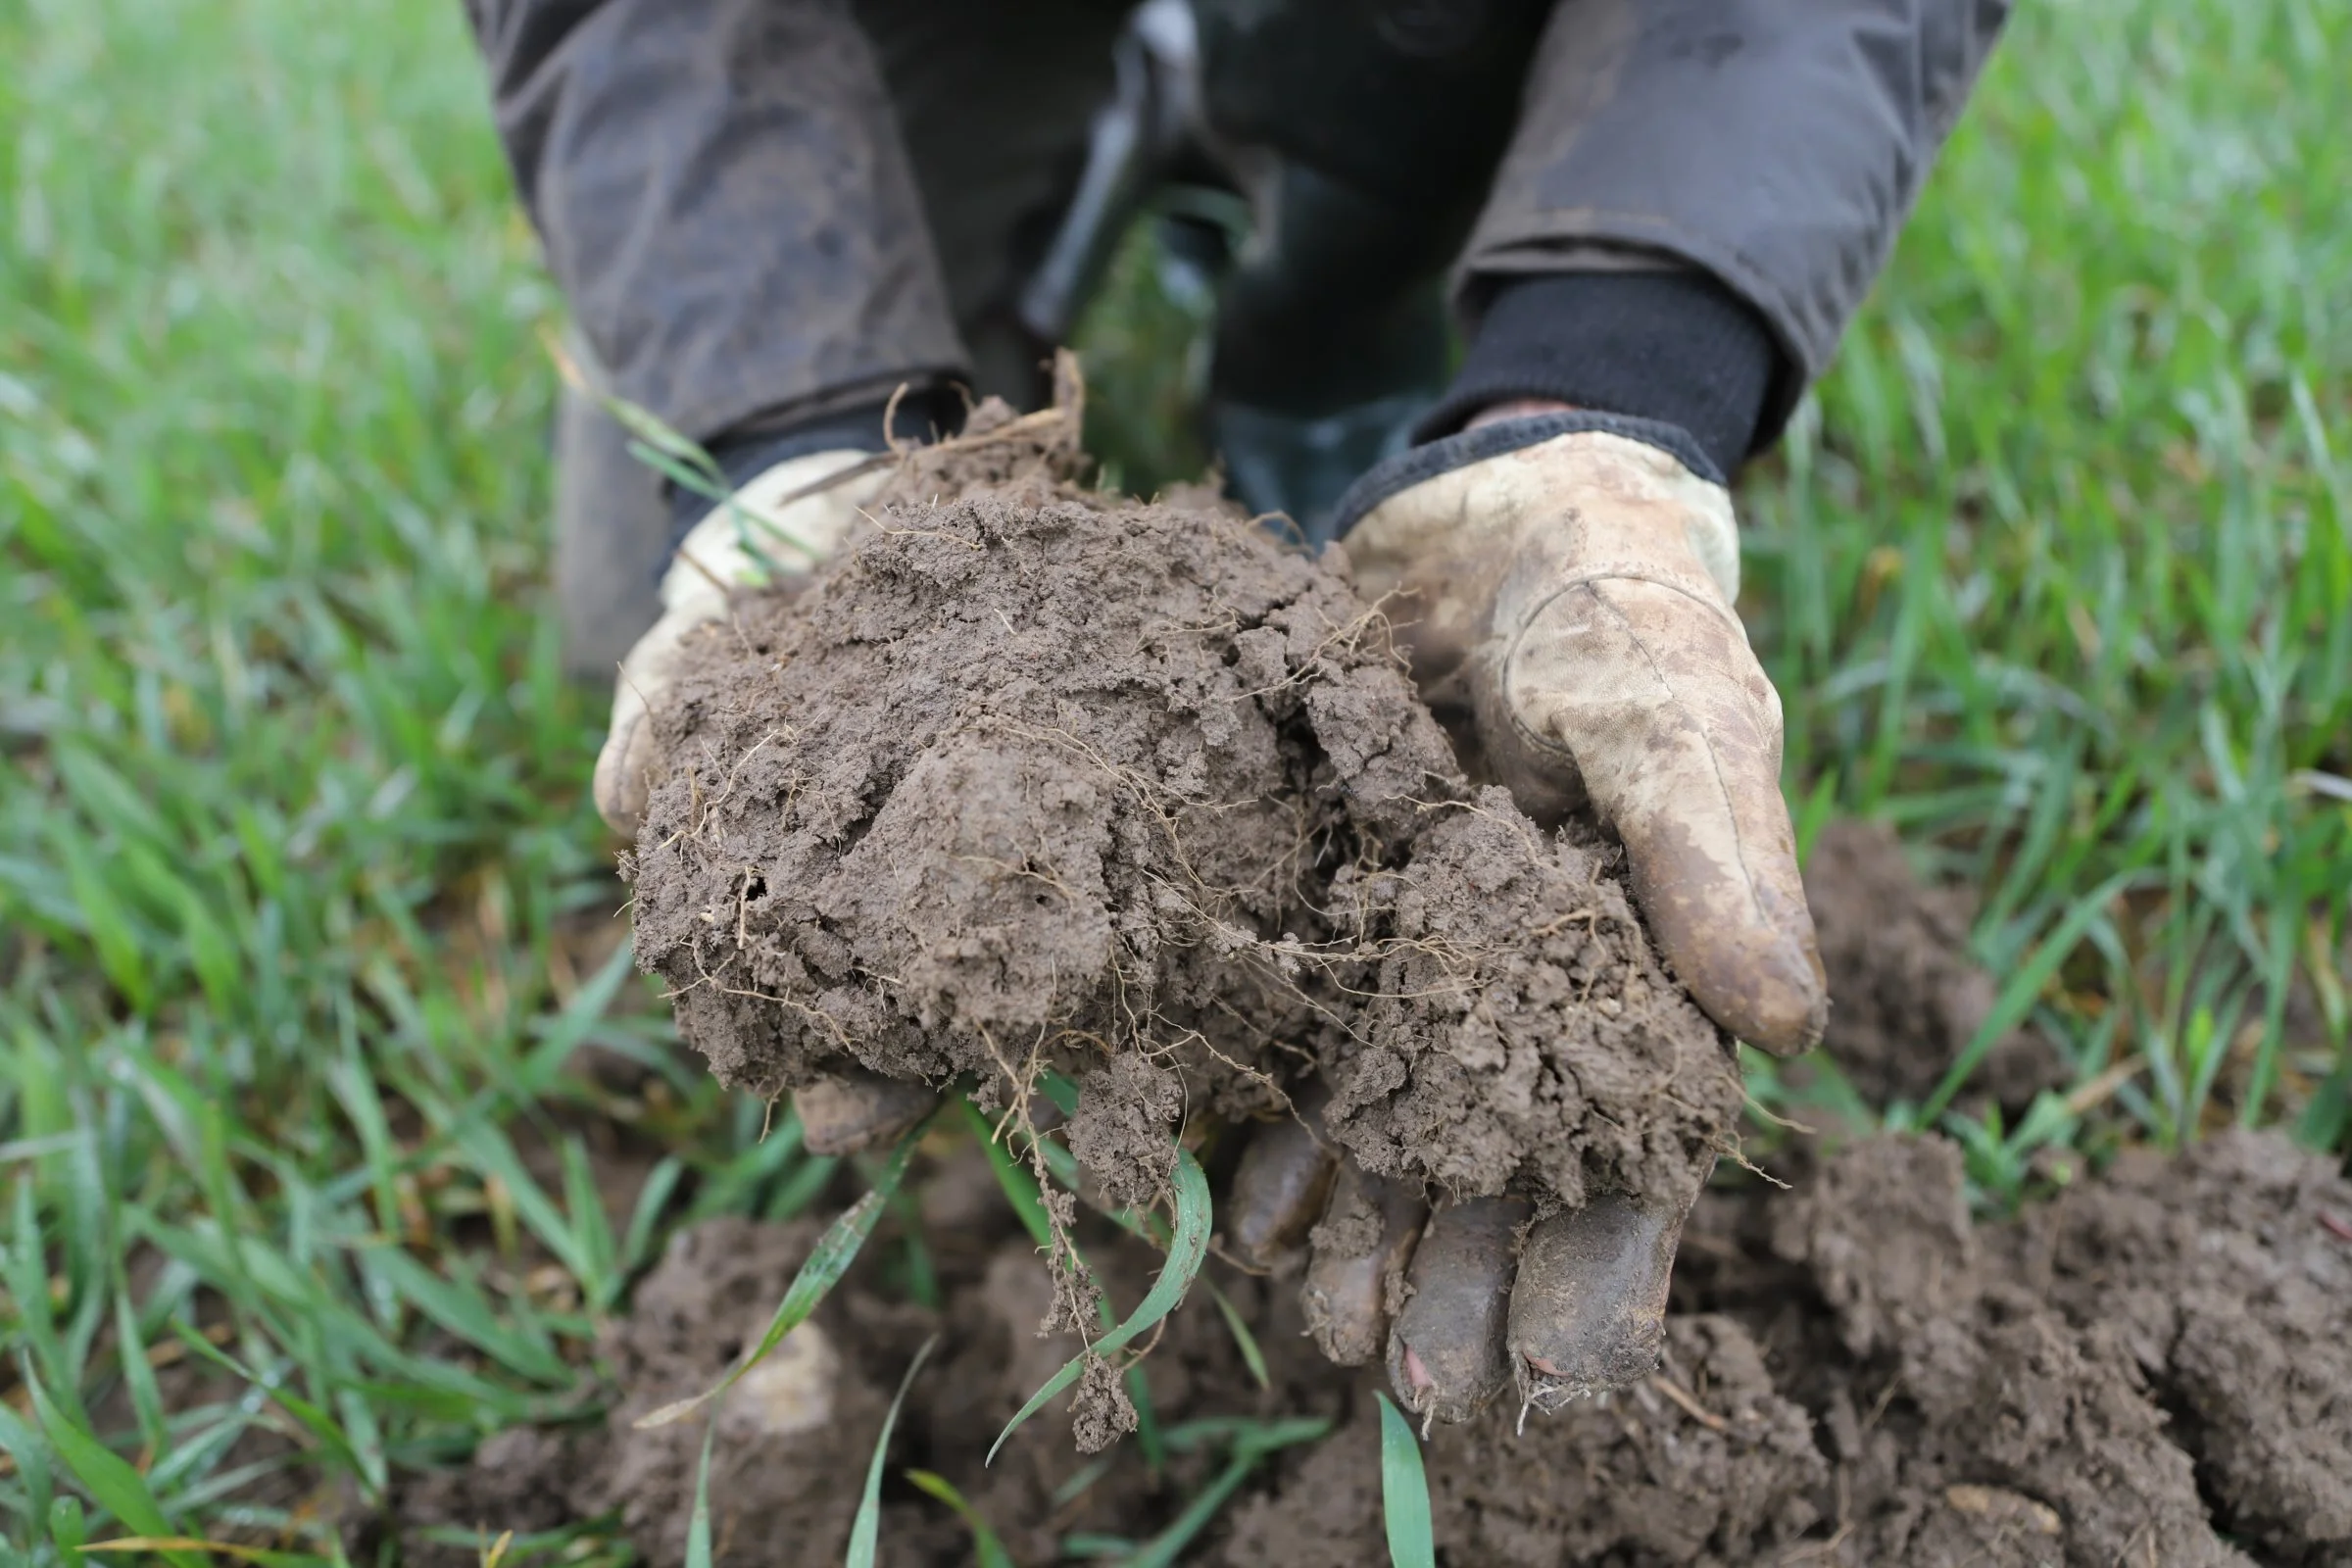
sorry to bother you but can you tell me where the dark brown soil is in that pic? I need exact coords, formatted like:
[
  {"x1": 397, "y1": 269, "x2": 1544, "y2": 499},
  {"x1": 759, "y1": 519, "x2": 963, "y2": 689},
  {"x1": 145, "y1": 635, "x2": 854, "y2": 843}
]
[
  {"x1": 624, "y1": 401, "x2": 1738, "y2": 1221},
  {"x1": 1798, "y1": 819, "x2": 2066, "y2": 1114},
  {"x1": 387, "y1": 1143, "x2": 1352, "y2": 1567},
  {"x1": 384, "y1": 411, "x2": 2352, "y2": 1566},
  {"x1": 1223, "y1": 1127, "x2": 2352, "y2": 1568},
  {"x1": 385, "y1": 1125, "x2": 2352, "y2": 1566}
]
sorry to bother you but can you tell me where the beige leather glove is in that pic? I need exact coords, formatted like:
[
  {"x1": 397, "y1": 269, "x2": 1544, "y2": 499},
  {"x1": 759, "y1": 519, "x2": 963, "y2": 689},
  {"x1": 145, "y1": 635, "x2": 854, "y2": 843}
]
[
  {"x1": 1342, "y1": 423, "x2": 1826, "y2": 1054},
  {"x1": 592, "y1": 449, "x2": 887, "y2": 836}
]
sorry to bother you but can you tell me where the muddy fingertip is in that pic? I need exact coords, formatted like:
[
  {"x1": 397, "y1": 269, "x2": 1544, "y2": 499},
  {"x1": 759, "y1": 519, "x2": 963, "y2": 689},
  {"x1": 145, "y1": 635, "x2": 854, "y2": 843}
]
[
  {"x1": 1385, "y1": 1195, "x2": 1528, "y2": 1426},
  {"x1": 1505, "y1": 1191, "x2": 1688, "y2": 1419}
]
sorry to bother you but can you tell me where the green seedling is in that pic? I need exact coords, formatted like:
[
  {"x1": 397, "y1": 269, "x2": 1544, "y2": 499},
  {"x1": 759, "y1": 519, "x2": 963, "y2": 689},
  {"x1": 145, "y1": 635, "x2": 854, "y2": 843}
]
[
  {"x1": 1377, "y1": 1393, "x2": 1436, "y2": 1568},
  {"x1": 1116, "y1": 1417, "x2": 1332, "y2": 1567},
  {"x1": 989, "y1": 1149, "x2": 1211, "y2": 1463},
  {"x1": 847, "y1": 1335, "x2": 941, "y2": 1568},
  {"x1": 683, "y1": 1403, "x2": 720, "y2": 1568},
  {"x1": 636, "y1": 1117, "x2": 931, "y2": 1430},
  {"x1": 905, "y1": 1470, "x2": 1016, "y2": 1568}
]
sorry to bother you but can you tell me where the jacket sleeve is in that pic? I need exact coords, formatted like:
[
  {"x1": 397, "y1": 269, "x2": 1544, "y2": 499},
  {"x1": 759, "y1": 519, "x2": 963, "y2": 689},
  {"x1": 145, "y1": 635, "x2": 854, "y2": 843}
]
[
  {"x1": 1458, "y1": 0, "x2": 2011, "y2": 443},
  {"x1": 462, "y1": 0, "x2": 965, "y2": 445}
]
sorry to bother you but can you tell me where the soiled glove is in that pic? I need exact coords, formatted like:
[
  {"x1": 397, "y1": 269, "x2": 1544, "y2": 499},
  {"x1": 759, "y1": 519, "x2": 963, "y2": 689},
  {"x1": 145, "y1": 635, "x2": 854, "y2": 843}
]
[
  {"x1": 592, "y1": 449, "x2": 887, "y2": 836},
  {"x1": 1213, "y1": 411, "x2": 1830, "y2": 1425},
  {"x1": 1334, "y1": 414, "x2": 1826, "y2": 1054}
]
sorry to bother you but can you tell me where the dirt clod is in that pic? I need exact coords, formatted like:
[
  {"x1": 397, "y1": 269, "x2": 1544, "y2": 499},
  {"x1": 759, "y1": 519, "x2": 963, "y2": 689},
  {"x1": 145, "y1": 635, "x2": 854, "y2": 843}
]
[
  {"x1": 1229, "y1": 1126, "x2": 2352, "y2": 1567},
  {"x1": 625, "y1": 401, "x2": 1736, "y2": 1223}
]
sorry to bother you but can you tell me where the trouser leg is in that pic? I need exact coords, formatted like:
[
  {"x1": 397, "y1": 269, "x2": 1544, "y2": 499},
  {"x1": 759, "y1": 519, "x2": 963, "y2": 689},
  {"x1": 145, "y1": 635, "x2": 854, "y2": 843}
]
[
  {"x1": 1188, "y1": 0, "x2": 1555, "y2": 536},
  {"x1": 550, "y1": 336, "x2": 668, "y2": 682},
  {"x1": 855, "y1": 0, "x2": 1129, "y2": 409},
  {"x1": 476, "y1": 0, "x2": 1124, "y2": 671}
]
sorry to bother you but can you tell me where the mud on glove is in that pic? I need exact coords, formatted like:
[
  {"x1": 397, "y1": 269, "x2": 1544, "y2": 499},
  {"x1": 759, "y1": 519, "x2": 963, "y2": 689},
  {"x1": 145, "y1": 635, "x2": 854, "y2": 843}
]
[{"x1": 1331, "y1": 407, "x2": 1827, "y2": 1056}]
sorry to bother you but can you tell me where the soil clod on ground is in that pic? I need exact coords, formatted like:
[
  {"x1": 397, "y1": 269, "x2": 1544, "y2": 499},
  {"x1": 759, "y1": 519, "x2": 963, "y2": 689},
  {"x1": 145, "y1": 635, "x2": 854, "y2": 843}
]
[
  {"x1": 1225, "y1": 1126, "x2": 2352, "y2": 1568},
  {"x1": 388, "y1": 1125, "x2": 2352, "y2": 1566},
  {"x1": 1799, "y1": 819, "x2": 2067, "y2": 1113}
]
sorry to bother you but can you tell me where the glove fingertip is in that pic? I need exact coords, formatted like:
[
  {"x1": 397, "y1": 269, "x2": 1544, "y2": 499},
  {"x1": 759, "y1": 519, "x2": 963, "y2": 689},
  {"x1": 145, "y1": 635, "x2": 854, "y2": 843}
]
[
  {"x1": 1634, "y1": 868, "x2": 1828, "y2": 1057},
  {"x1": 592, "y1": 714, "x2": 652, "y2": 838}
]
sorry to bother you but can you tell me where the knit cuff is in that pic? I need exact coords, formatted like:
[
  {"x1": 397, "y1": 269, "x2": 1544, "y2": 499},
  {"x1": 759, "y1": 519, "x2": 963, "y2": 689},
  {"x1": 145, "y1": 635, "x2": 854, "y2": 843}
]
[{"x1": 1415, "y1": 270, "x2": 1784, "y2": 478}]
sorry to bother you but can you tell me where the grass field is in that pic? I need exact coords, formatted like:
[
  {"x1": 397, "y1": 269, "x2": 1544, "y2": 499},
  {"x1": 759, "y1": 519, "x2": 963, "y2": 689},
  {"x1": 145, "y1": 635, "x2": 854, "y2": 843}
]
[{"x1": 2, "y1": 0, "x2": 2347, "y2": 1561}]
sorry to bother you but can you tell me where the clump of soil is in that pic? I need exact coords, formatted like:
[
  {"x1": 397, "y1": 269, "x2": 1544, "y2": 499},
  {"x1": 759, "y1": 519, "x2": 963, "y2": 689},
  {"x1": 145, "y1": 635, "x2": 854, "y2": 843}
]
[
  {"x1": 624, "y1": 399, "x2": 1737, "y2": 1219},
  {"x1": 1799, "y1": 820, "x2": 2065, "y2": 1112},
  {"x1": 2010, "y1": 1131, "x2": 2352, "y2": 1558},
  {"x1": 1224, "y1": 1127, "x2": 2352, "y2": 1567}
]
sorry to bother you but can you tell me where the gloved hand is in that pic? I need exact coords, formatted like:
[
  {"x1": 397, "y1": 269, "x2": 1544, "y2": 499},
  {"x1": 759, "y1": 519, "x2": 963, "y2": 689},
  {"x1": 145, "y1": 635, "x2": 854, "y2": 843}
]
[
  {"x1": 623, "y1": 413, "x2": 1824, "y2": 1428},
  {"x1": 592, "y1": 448, "x2": 888, "y2": 837},
  {"x1": 1210, "y1": 409, "x2": 1825, "y2": 1425},
  {"x1": 1338, "y1": 410, "x2": 1827, "y2": 1054},
  {"x1": 596, "y1": 449, "x2": 950, "y2": 1162},
  {"x1": 1220, "y1": 1085, "x2": 1700, "y2": 1424}
]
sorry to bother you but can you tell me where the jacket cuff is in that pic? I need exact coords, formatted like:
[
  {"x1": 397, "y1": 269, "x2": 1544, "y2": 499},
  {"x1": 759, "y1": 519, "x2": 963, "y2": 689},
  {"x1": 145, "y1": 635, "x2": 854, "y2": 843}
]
[{"x1": 1414, "y1": 270, "x2": 1784, "y2": 478}]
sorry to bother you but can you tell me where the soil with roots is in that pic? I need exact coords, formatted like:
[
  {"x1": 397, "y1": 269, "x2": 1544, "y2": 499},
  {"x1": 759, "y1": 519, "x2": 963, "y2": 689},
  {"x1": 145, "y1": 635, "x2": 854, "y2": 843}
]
[{"x1": 625, "y1": 399, "x2": 1739, "y2": 1222}]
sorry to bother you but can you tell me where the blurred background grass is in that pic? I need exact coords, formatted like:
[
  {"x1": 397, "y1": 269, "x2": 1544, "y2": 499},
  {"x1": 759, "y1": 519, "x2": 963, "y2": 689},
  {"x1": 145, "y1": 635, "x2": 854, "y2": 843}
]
[{"x1": 1, "y1": 0, "x2": 2345, "y2": 1559}]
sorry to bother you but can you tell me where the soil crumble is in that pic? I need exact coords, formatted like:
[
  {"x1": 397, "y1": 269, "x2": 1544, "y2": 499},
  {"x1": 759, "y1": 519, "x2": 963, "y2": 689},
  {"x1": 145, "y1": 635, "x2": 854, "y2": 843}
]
[
  {"x1": 1224, "y1": 1127, "x2": 2352, "y2": 1567},
  {"x1": 1799, "y1": 819, "x2": 2065, "y2": 1113},
  {"x1": 383, "y1": 1126, "x2": 2352, "y2": 1566},
  {"x1": 624, "y1": 397, "x2": 1737, "y2": 1220},
  {"x1": 386, "y1": 1149, "x2": 1349, "y2": 1567}
]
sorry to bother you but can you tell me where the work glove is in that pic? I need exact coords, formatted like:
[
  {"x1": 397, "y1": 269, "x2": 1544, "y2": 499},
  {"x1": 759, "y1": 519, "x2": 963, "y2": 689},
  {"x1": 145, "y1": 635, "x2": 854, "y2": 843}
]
[
  {"x1": 597, "y1": 448, "x2": 953, "y2": 1161},
  {"x1": 1212, "y1": 411, "x2": 1825, "y2": 1424},
  {"x1": 1337, "y1": 412, "x2": 1826, "y2": 1054}
]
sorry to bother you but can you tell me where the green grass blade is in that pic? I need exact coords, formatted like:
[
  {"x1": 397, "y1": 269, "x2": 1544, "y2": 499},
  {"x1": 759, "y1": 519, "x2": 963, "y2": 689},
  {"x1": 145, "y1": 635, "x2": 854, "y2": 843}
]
[
  {"x1": 517, "y1": 937, "x2": 639, "y2": 1089},
  {"x1": 619, "y1": 1154, "x2": 687, "y2": 1279},
  {"x1": 0, "y1": 1403, "x2": 57, "y2": 1540},
  {"x1": 1116, "y1": 1418, "x2": 1329, "y2": 1568},
  {"x1": 904, "y1": 1470, "x2": 1014, "y2": 1568},
  {"x1": 959, "y1": 1097, "x2": 1052, "y2": 1249},
  {"x1": 846, "y1": 1335, "x2": 939, "y2": 1568},
  {"x1": 1038, "y1": 1072, "x2": 1081, "y2": 1117},
  {"x1": 988, "y1": 1148, "x2": 1210, "y2": 1464},
  {"x1": 27, "y1": 1376, "x2": 203, "y2": 1568},
  {"x1": 1919, "y1": 866, "x2": 2141, "y2": 1123},
  {"x1": 79, "y1": 1540, "x2": 330, "y2": 1568},
  {"x1": 1118, "y1": 1451, "x2": 1255, "y2": 1568},
  {"x1": 1204, "y1": 1280, "x2": 1269, "y2": 1390},
  {"x1": 48, "y1": 1498, "x2": 85, "y2": 1556},
  {"x1": 960, "y1": 1097, "x2": 1167, "y2": 1464},
  {"x1": 1378, "y1": 1393, "x2": 1436, "y2": 1568},
  {"x1": 763, "y1": 1152, "x2": 843, "y2": 1222},
  {"x1": 636, "y1": 1114, "x2": 930, "y2": 1430},
  {"x1": 362, "y1": 1246, "x2": 570, "y2": 1385},
  {"x1": 683, "y1": 1405, "x2": 719, "y2": 1568}
]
